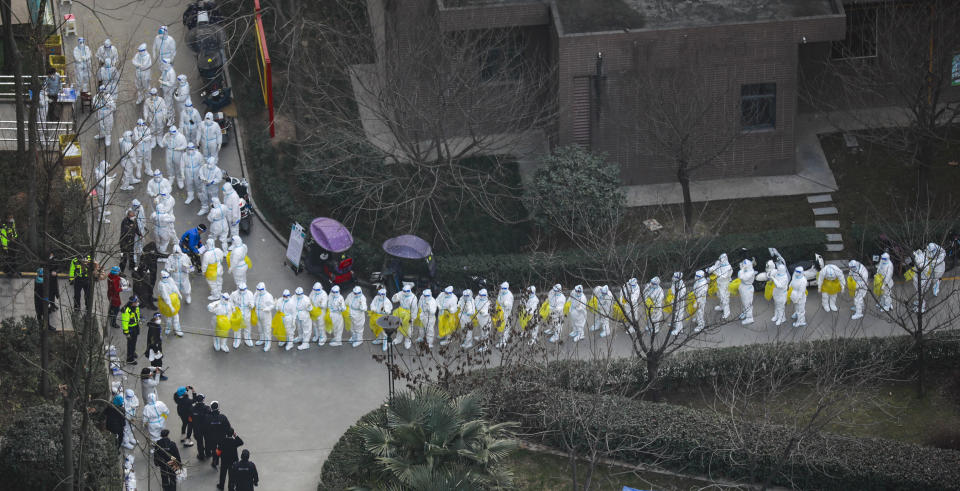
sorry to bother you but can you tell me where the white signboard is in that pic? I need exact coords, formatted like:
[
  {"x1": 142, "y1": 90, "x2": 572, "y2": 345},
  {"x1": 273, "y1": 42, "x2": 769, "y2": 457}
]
[{"x1": 286, "y1": 222, "x2": 306, "y2": 271}]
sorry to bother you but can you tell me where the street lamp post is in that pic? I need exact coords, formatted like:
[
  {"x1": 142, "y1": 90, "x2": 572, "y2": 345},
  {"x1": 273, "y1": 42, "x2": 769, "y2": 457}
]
[{"x1": 376, "y1": 314, "x2": 401, "y2": 404}]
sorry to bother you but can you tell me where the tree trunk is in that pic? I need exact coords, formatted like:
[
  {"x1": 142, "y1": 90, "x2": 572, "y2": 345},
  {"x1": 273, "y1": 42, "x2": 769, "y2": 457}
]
[
  {"x1": 678, "y1": 163, "x2": 693, "y2": 233},
  {"x1": 62, "y1": 392, "x2": 74, "y2": 491},
  {"x1": 645, "y1": 353, "x2": 661, "y2": 400},
  {"x1": 914, "y1": 330, "x2": 925, "y2": 399},
  {"x1": 38, "y1": 255, "x2": 49, "y2": 396}
]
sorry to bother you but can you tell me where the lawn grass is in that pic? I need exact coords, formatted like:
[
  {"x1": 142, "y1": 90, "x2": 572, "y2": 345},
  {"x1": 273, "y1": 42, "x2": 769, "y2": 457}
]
[
  {"x1": 660, "y1": 368, "x2": 960, "y2": 449},
  {"x1": 513, "y1": 448, "x2": 724, "y2": 491}
]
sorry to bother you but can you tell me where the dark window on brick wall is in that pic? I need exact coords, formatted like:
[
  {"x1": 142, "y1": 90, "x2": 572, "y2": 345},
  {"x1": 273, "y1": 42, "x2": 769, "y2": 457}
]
[
  {"x1": 832, "y1": 6, "x2": 878, "y2": 59},
  {"x1": 741, "y1": 83, "x2": 776, "y2": 130}
]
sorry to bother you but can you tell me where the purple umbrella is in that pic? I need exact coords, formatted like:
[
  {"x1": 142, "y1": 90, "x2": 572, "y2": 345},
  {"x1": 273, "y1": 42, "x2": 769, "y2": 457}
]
[
  {"x1": 382, "y1": 235, "x2": 432, "y2": 259},
  {"x1": 310, "y1": 218, "x2": 353, "y2": 253}
]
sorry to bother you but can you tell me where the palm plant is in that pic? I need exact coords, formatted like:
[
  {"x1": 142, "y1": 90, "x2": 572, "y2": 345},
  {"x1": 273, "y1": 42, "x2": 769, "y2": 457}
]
[{"x1": 354, "y1": 386, "x2": 518, "y2": 490}]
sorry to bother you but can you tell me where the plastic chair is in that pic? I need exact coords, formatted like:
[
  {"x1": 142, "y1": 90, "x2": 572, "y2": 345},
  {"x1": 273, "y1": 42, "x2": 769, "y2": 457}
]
[{"x1": 63, "y1": 14, "x2": 77, "y2": 36}]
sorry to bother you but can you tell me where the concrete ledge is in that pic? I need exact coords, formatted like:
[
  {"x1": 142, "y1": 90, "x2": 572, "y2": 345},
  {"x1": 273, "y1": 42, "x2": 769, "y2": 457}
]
[{"x1": 624, "y1": 173, "x2": 837, "y2": 207}]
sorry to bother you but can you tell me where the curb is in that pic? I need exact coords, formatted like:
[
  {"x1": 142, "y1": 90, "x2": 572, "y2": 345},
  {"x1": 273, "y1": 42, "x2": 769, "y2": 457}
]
[{"x1": 223, "y1": 47, "x2": 289, "y2": 249}]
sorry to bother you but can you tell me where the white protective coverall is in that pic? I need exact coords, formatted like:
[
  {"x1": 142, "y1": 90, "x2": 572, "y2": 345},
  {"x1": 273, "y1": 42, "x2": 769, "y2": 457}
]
[
  {"x1": 417, "y1": 289, "x2": 438, "y2": 348},
  {"x1": 198, "y1": 157, "x2": 223, "y2": 214},
  {"x1": 131, "y1": 43, "x2": 151, "y2": 104},
  {"x1": 147, "y1": 169, "x2": 172, "y2": 200},
  {"x1": 457, "y1": 290, "x2": 476, "y2": 348},
  {"x1": 161, "y1": 126, "x2": 187, "y2": 187},
  {"x1": 277, "y1": 290, "x2": 294, "y2": 349},
  {"x1": 591, "y1": 285, "x2": 613, "y2": 337},
  {"x1": 207, "y1": 293, "x2": 233, "y2": 352},
  {"x1": 347, "y1": 287, "x2": 367, "y2": 347},
  {"x1": 150, "y1": 202, "x2": 176, "y2": 254},
  {"x1": 131, "y1": 199, "x2": 147, "y2": 264},
  {"x1": 93, "y1": 160, "x2": 113, "y2": 223},
  {"x1": 876, "y1": 253, "x2": 894, "y2": 312},
  {"x1": 668, "y1": 273, "x2": 686, "y2": 336},
  {"x1": 568, "y1": 285, "x2": 588, "y2": 342},
  {"x1": 166, "y1": 247, "x2": 194, "y2": 304},
  {"x1": 392, "y1": 285, "x2": 418, "y2": 349},
  {"x1": 98, "y1": 57, "x2": 119, "y2": 98},
  {"x1": 95, "y1": 39, "x2": 118, "y2": 66},
  {"x1": 495, "y1": 282, "x2": 514, "y2": 347},
  {"x1": 643, "y1": 277, "x2": 664, "y2": 333},
  {"x1": 180, "y1": 143, "x2": 203, "y2": 204},
  {"x1": 309, "y1": 283, "x2": 328, "y2": 345},
  {"x1": 771, "y1": 263, "x2": 790, "y2": 326},
  {"x1": 73, "y1": 38, "x2": 93, "y2": 92},
  {"x1": 546, "y1": 284, "x2": 566, "y2": 343},
  {"x1": 222, "y1": 183, "x2": 242, "y2": 238},
  {"x1": 293, "y1": 287, "x2": 313, "y2": 350},
  {"x1": 207, "y1": 197, "x2": 229, "y2": 246},
  {"x1": 198, "y1": 112, "x2": 223, "y2": 160},
  {"x1": 94, "y1": 90, "x2": 115, "y2": 146},
  {"x1": 134, "y1": 119, "x2": 155, "y2": 176},
  {"x1": 790, "y1": 267, "x2": 808, "y2": 328},
  {"x1": 692, "y1": 271, "x2": 708, "y2": 332},
  {"x1": 435, "y1": 287, "x2": 455, "y2": 346},
  {"x1": 523, "y1": 287, "x2": 540, "y2": 344},
  {"x1": 122, "y1": 389, "x2": 139, "y2": 449},
  {"x1": 848, "y1": 260, "x2": 869, "y2": 320},
  {"x1": 180, "y1": 99, "x2": 202, "y2": 144},
  {"x1": 155, "y1": 270, "x2": 183, "y2": 336},
  {"x1": 926, "y1": 243, "x2": 947, "y2": 297},
  {"x1": 253, "y1": 283, "x2": 275, "y2": 351},
  {"x1": 738, "y1": 260, "x2": 756, "y2": 325},
  {"x1": 153, "y1": 26, "x2": 177, "y2": 65},
  {"x1": 228, "y1": 235, "x2": 249, "y2": 288},
  {"x1": 173, "y1": 74, "x2": 190, "y2": 118},
  {"x1": 707, "y1": 253, "x2": 733, "y2": 319},
  {"x1": 817, "y1": 263, "x2": 845, "y2": 312},
  {"x1": 141, "y1": 393, "x2": 169, "y2": 442},
  {"x1": 143, "y1": 89, "x2": 168, "y2": 140},
  {"x1": 230, "y1": 284, "x2": 255, "y2": 348},
  {"x1": 470, "y1": 288, "x2": 491, "y2": 350},
  {"x1": 327, "y1": 286, "x2": 347, "y2": 346},
  {"x1": 119, "y1": 131, "x2": 138, "y2": 190},
  {"x1": 201, "y1": 238, "x2": 224, "y2": 299},
  {"x1": 158, "y1": 61, "x2": 177, "y2": 123}
]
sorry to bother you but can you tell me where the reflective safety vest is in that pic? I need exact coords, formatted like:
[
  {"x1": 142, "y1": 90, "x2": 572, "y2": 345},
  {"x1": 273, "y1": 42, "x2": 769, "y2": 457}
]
[
  {"x1": 70, "y1": 257, "x2": 90, "y2": 280},
  {"x1": 122, "y1": 305, "x2": 140, "y2": 334},
  {"x1": 0, "y1": 221, "x2": 16, "y2": 249}
]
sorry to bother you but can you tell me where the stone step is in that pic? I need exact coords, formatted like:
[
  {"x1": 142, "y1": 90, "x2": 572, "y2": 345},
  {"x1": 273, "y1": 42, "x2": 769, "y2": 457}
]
[
  {"x1": 825, "y1": 233, "x2": 843, "y2": 242},
  {"x1": 812, "y1": 206, "x2": 839, "y2": 216},
  {"x1": 815, "y1": 220, "x2": 841, "y2": 228},
  {"x1": 807, "y1": 194, "x2": 833, "y2": 204},
  {"x1": 826, "y1": 243, "x2": 845, "y2": 252}
]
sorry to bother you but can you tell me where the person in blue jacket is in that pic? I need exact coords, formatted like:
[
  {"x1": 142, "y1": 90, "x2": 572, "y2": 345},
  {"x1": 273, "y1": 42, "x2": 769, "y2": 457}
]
[{"x1": 179, "y1": 224, "x2": 207, "y2": 270}]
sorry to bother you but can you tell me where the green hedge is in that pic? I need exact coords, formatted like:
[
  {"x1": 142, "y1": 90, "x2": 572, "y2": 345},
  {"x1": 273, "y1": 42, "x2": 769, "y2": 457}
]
[
  {"x1": 467, "y1": 380, "x2": 960, "y2": 490},
  {"x1": 436, "y1": 226, "x2": 825, "y2": 295},
  {"x1": 318, "y1": 406, "x2": 385, "y2": 491}
]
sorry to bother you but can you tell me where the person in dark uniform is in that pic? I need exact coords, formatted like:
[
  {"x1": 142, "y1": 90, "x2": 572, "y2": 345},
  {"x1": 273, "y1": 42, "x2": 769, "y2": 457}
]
[
  {"x1": 205, "y1": 401, "x2": 230, "y2": 460},
  {"x1": 228, "y1": 449, "x2": 259, "y2": 491},
  {"x1": 119, "y1": 209, "x2": 141, "y2": 273},
  {"x1": 34, "y1": 267, "x2": 60, "y2": 331},
  {"x1": 121, "y1": 295, "x2": 141, "y2": 364},
  {"x1": 174, "y1": 386, "x2": 196, "y2": 446},
  {"x1": 215, "y1": 428, "x2": 244, "y2": 489},
  {"x1": 103, "y1": 393, "x2": 126, "y2": 449},
  {"x1": 69, "y1": 255, "x2": 92, "y2": 309},
  {"x1": 154, "y1": 428, "x2": 182, "y2": 491},
  {"x1": 191, "y1": 394, "x2": 211, "y2": 460}
]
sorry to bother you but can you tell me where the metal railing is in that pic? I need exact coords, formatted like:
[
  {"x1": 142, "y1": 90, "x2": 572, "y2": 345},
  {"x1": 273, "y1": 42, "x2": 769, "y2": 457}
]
[{"x1": 0, "y1": 120, "x2": 74, "y2": 144}]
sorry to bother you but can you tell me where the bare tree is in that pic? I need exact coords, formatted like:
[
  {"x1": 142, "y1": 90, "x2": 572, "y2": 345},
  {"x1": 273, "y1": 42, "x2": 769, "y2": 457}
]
[
  {"x1": 805, "y1": 0, "x2": 960, "y2": 204},
  {"x1": 272, "y1": 0, "x2": 555, "y2": 244}
]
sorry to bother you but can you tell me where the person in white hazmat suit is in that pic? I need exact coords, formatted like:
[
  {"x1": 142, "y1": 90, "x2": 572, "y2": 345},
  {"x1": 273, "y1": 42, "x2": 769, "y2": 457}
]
[
  {"x1": 391, "y1": 284, "x2": 418, "y2": 349},
  {"x1": 180, "y1": 142, "x2": 203, "y2": 204},
  {"x1": 546, "y1": 284, "x2": 566, "y2": 343},
  {"x1": 96, "y1": 38, "x2": 118, "y2": 66},
  {"x1": 207, "y1": 197, "x2": 230, "y2": 246},
  {"x1": 228, "y1": 235, "x2": 249, "y2": 288},
  {"x1": 93, "y1": 160, "x2": 114, "y2": 223},
  {"x1": 130, "y1": 199, "x2": 147, "y2": 264},
  {"x1": 173, "y1": 74, "x2": 190, "y2": 118},
  {"x1": 771, "y1": 263, "x2": 790, "y2": 326},
  {"x1": 207, "y1": 292, "x2": 234, "y2": 352},
  {"x1": 198, "y1": 157, "x2": 223, "y2": 215},
  {"x1": 131, "y1": 43, "x2": 151, "y2": 104},
  {"x1": 668, "y1": 273, "x2": 686, "y2": 336},
  {"x1": 161, "y1": 126, "x2": 187, "y2": 187},
  {"x1": 495, "y1": 282, "x2": 514, "y2": 347},
  {"x1": 180, "y1": 98, "x2": 202, "y2": 144},
  {"x1": 625, "y1": 277, "x2": 641, "y2": 334},
  {"x1": 436, "y1": 287, "x2": 456, "y2": 346},
  {"x1": 848, "y1": 259, "x2": 870, "y2": 320},
  {"x1": 98, "y1": 57, "x2": 119, "y2": 98},
  {"x1": 150, "y1": 200, "x2": 177, "y2": 254},
  {"x1": 277, "y1": 289, "x2": 295, "y2": 349},
  {"x1": 153, "y1": 25, "x2": 176, "y2": 64},
  {"x1": 309, "y1": 282, "x2": 328, "y2": 345},
  {"x1": 155, "y1": 270, "x2": 184, "y2": 336},
  {"x1": 166, "y1": 247, "x2": 194, "y2": 304},
  {"x1": 643, "y1": 277, "x2": 665, "y2": 333},
  {"x1": 691, "y1": 270, "x2": 708, "y2": 332},
  {"x1": 147, "y1": 169, "x2": 172, "y2": 201},
  {"x1": 926, "y1": 242, "x2": 947, "y2": 297},
  {"x1": 143, "y1": 88, "x2": 168, "y2": 141},
  {"x1": 123, "y1": 455, "x2": 137, "y2": 491},
  {"x1": 457, "y1": 289, "x2": 477, "y2": 348},
  {"x1": 706, "y1": 253, "x2": 733, "y2": 319},
  {"x1": 327, "y1": 285, "x2": 347, "y2": 347},
  {"x1": 737, "y1": 259, "x2": 756, "y2": 325},
  {"x1": 417, "y1": 289, "x2": 438, "y2": 348},
  {"x1": 73, "y1": 37, "x2": 92, "y2": 93},
  {"x1": 911, "y1": 248, "x2": 931, "y2": 313},
  {"x1": 471, "y1": 288, "x2": 492, "y2": 351},
  {"x1": 118, "y1": 131, "x2": 139, "y2": 190},
  {"x1": 122, "y1": 388, "x2": 139, "y2": 449},
  {"x1": 201, "y1": 238, "x2": 225, "y2": 300},
  {"x1": 522, "y1": 286, "x2": 540, "y2": 344},
  {"x1": 293, "y1": 287, "x2": 313, "y2": 350},
  {"x1": 590, "y1": 285, "x2": 614, "y2": 338},
  {"x1": 222, "y1": 183, "x2": 242, "y2": 238},
  {"x1": 346, "y1": 286, "x2": 367, "y2": 347},
  {"x1": 370, "y1": 288, "x2": 393, "y2": 348},
  {"x1": 155, "y1": 190, "x2": 176, "y2": 220},
  {"x1": 134, "y1": 118, "x2": 155, "y2": 176},
  {"x1": 875, "y1": 253, "x2": 894, "y2": 312},
  {"x1": 141, "y1": 392, "x2": 169, "y2": 442},
  {"x1": 158, "y1": 59, "x2": 177, "y2": 123},
  {"x1": 230, "y1": 283, "x2": 255, "y2": 349},
  {"x1": 568, "y1": 285, "x2": 588, "y2": 342},
  {"x1": 253, "y1": 282, "x2": 275, "y2": 351},
  {"x1": 789, "y1": 267, "x2": 808, "y2": 328},
  {"x1": 198, "y1": 112, "x2": 223, "y2": 160},
  {"x1": 94, "y1": 87, "x2": 115, "y2": 146},
  {"x1": 817, "y1": 262, "x2": 845, "y2": 312}
]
